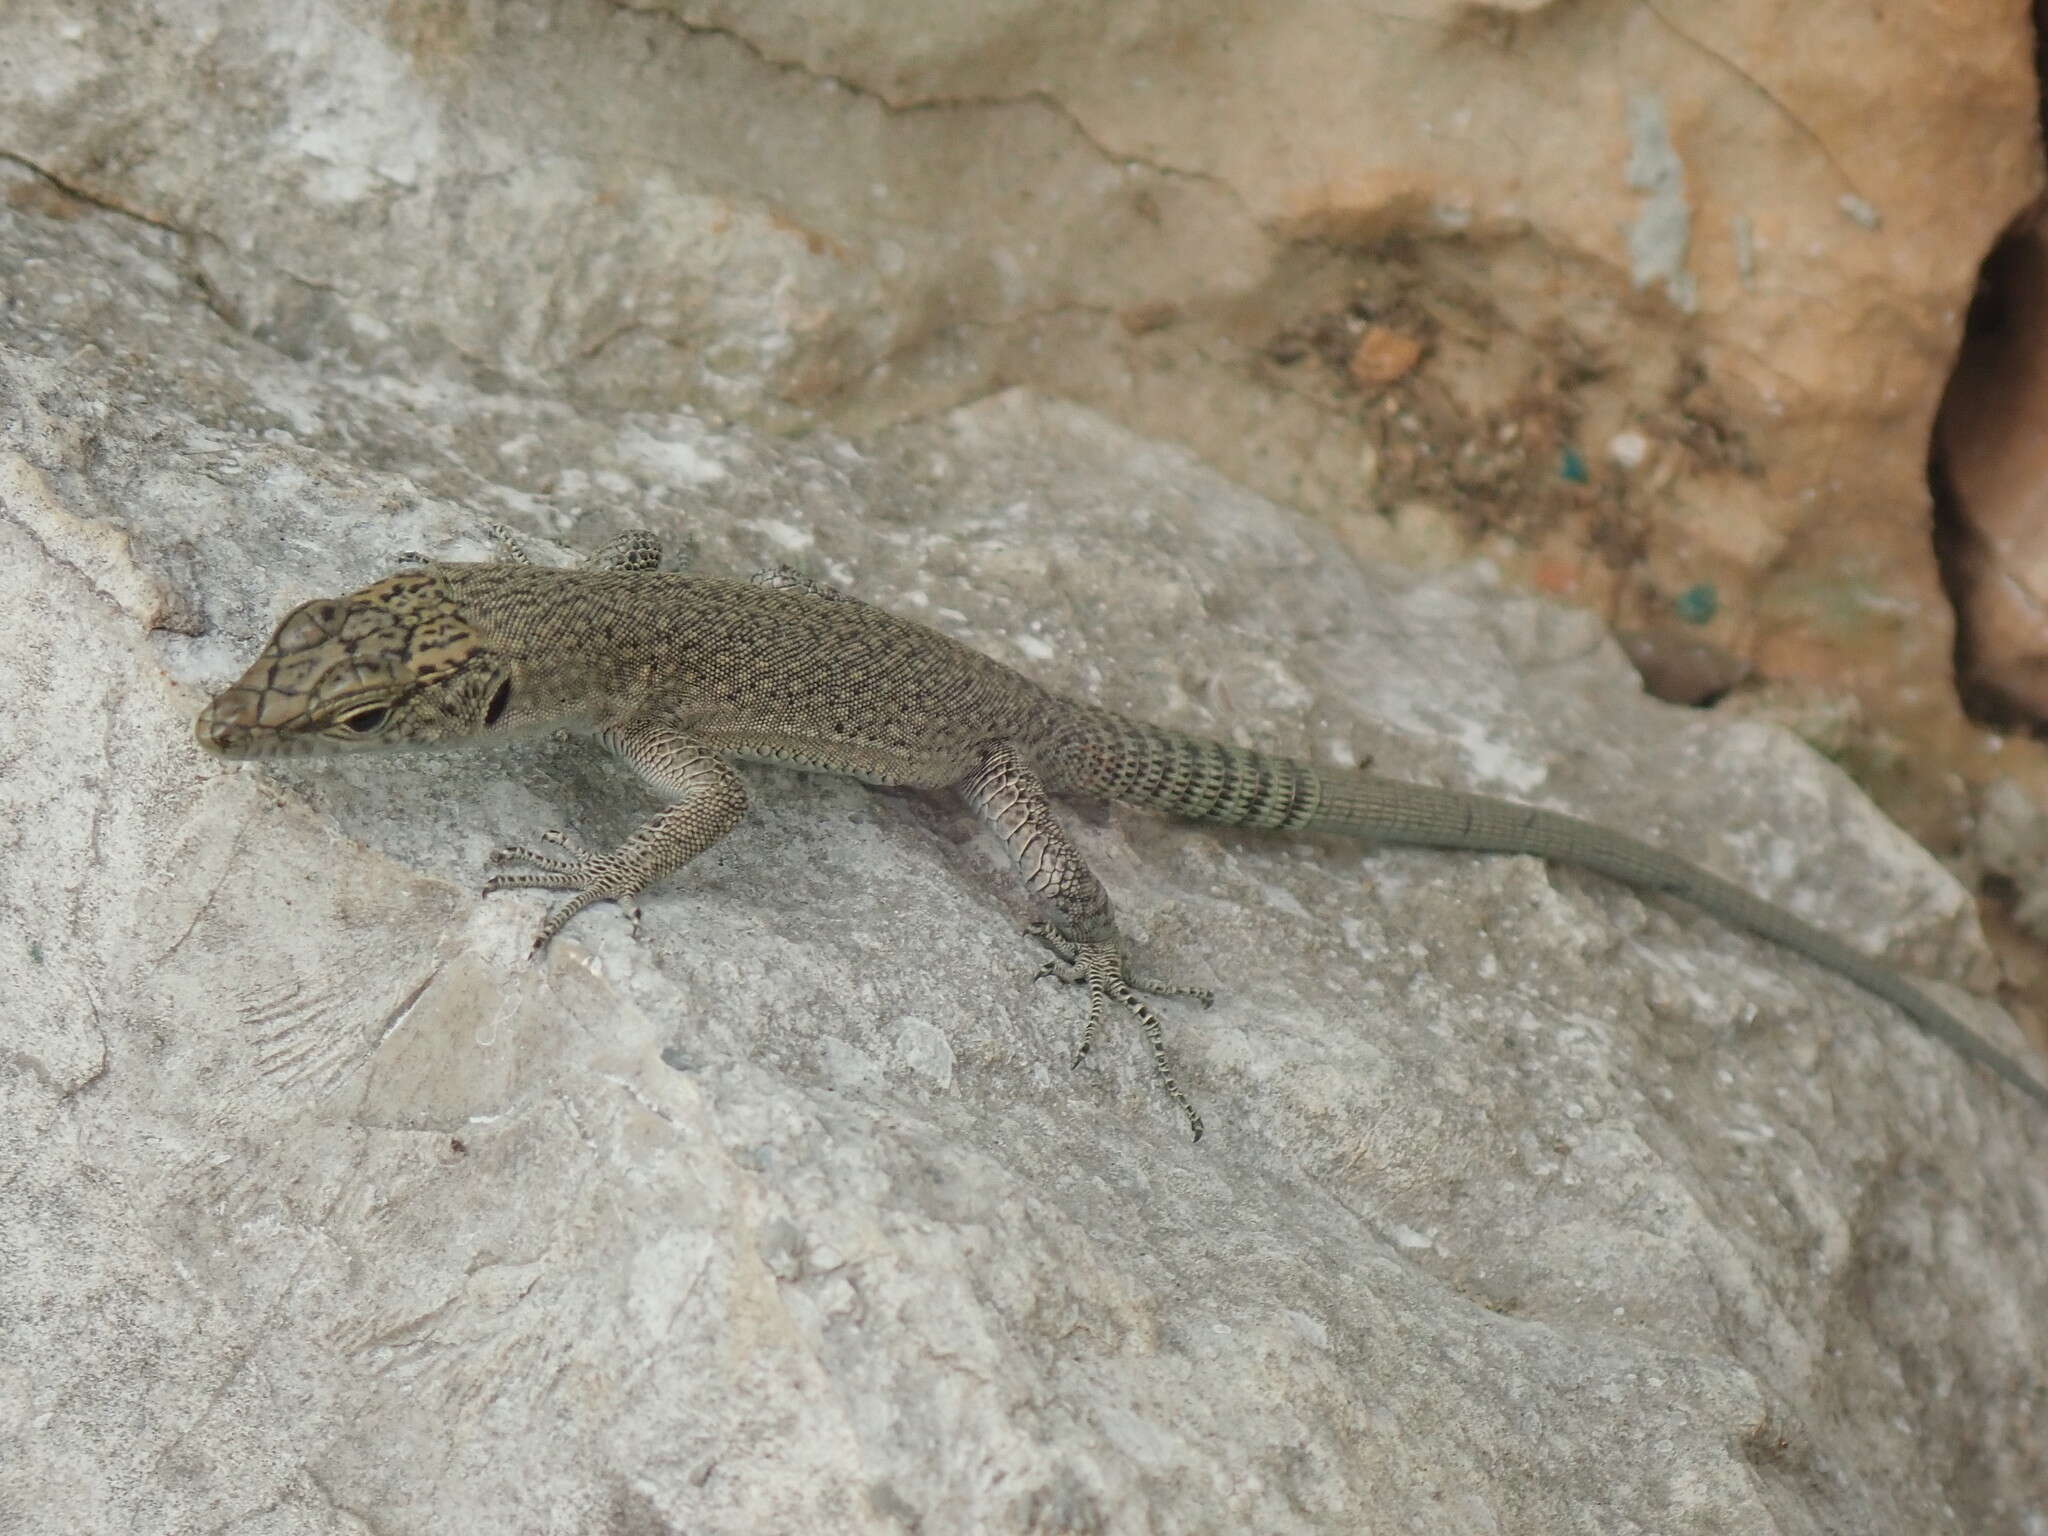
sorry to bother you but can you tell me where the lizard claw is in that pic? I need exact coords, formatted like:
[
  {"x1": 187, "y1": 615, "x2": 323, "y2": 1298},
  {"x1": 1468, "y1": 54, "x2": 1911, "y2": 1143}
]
[{"x1": 1023, "y1": 928, "x2": 1208, "y2": 1141}]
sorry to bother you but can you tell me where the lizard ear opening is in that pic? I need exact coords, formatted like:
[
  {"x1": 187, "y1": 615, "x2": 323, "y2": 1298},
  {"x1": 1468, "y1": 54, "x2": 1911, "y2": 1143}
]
[{"x1": 484, "y1": 678, "x2": 512, "y2": 728}]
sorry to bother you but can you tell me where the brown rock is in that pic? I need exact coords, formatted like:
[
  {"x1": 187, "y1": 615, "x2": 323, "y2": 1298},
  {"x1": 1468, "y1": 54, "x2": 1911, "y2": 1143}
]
[{"x1": 1617, "y1": 629, "x2": 1753, "y2": 706}]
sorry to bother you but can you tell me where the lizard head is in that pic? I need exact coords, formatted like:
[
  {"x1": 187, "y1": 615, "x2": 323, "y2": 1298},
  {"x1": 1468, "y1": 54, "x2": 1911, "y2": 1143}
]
[{"x1": 195, "y1": 570, "x2": 515, "y2": 758}]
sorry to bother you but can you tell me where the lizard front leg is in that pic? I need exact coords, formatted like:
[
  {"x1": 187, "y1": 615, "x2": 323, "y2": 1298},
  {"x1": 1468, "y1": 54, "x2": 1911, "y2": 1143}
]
[
  {"x1": 396, "y1": 525, "x2": 670, "y2": 573},
  {"x1": 961, "y1": 742, "x2": 1212, "y2": 1140},
  {"x1": 483, "y1": 722, "x2": 747, "y2": 950}
]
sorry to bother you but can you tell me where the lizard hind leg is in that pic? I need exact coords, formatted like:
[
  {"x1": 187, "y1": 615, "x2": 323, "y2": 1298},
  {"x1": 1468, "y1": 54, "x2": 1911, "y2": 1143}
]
[
  {"x1": 962, "y1": 743, "x2": 1210, "y2": 1140},
  {"x1": 584, "y1": 529, "x2": 666, "y2": 572}
]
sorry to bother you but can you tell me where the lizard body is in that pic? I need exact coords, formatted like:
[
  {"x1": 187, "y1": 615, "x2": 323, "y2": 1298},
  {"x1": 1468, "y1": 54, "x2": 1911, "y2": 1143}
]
[{"x1": 195, "y1": 528, "x2": 2048, "y2": 1134}]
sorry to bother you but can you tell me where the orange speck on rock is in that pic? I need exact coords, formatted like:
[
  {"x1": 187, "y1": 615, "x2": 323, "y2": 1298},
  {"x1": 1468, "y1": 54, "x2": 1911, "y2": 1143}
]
[{"x1": 1347, "y1": 326, "x2": 1423, "y2": 389}]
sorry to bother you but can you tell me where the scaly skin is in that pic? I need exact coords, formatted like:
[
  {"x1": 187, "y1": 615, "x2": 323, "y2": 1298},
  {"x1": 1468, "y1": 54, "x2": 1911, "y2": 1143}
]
[{"x1": 195, "y1": 528, "x2": 2048, "y2": 1135}]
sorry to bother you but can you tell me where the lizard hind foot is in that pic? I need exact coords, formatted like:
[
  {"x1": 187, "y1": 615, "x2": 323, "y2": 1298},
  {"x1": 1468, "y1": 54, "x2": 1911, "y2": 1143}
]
[
  {"x1": 1023, "y1": 923, "x2": 1214, "y2": 1006},
  {"x1": 1023, "y1": 925, "x2": 1207, "y2": 1142}
]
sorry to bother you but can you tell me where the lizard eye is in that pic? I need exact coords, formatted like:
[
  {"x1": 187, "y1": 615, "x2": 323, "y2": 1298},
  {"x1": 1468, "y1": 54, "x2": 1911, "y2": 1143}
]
[{"x1": 337, "y1": 705, "x2": 391, "y2": 734}]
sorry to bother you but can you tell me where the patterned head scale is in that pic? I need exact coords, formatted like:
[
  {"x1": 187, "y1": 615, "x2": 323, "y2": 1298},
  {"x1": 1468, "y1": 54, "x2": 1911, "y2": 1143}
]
[{"x1": 196, "y1": 570, "x2": 508, "y2": 757}]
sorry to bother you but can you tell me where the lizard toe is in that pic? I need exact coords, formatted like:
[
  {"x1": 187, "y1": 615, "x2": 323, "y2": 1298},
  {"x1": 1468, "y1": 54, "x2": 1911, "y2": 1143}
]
[
  {"x1": 1029, "y1": 938, "x2": 1205, "y2": 1141},
  {"x1": 1130, "y1": 974, "x2": 1214, "y2": 1009},
  {"x1": 1032, "y1": 956, "x2": 1083, "y2": 986},
  {"x1": 487, "y1": 837, "x2": 595, "y2": 881}
]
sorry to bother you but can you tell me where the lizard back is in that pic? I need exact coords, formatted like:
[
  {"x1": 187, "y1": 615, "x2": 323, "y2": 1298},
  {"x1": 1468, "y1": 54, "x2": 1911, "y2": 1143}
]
[{"x1": 444, "y1": 564, "x2": 1071, "y2": 786}]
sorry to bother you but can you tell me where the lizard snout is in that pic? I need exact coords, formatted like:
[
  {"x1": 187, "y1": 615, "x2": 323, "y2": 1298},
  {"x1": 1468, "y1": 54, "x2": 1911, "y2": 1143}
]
[{"x1": 194, "y1": 688, "x2": 262, "y2": 756}]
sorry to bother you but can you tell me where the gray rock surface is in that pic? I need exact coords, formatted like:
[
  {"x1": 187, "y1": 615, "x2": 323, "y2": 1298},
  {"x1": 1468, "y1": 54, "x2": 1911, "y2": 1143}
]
[{"x1": 4, "y1": 168, "x2": 2047, "y2": 1535}]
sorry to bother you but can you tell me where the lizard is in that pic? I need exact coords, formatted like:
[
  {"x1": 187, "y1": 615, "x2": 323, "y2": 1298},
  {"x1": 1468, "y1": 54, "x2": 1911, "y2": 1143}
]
[{"x1": 193, "y1": 524, "x2": 2048, "y2": 1137}]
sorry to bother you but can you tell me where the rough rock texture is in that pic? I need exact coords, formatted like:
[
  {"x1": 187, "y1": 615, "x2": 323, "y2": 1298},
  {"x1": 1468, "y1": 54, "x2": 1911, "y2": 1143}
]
[
  {"x1": 6, "y1": 169, "x2": 2048, "y2": 1535},
  {"x1": 2, "y1": 0, "x2": 2039, "y2": 838}
]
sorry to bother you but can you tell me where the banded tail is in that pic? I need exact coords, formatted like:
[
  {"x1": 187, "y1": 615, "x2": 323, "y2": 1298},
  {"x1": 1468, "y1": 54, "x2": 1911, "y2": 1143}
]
[{"x1": 1043, "y1": 712, "x2": 2048, "y2": 1109}]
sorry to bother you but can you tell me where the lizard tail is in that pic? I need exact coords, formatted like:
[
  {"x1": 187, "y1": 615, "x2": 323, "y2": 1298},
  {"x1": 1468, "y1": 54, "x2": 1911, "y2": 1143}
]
[
  {"x1": 1045, "y1": 713, "x2": 2048, "y2": 1108},
  {"x1": 1313, "y1": 772, "x2": 2048, "y2": 1108}
]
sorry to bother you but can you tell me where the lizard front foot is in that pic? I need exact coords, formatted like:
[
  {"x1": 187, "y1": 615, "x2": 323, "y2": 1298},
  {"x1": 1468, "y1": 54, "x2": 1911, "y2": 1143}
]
[
  {"x1": 1024, "y1": 923, "x2": 1210, "y2": 1141},
  {"x1": 483, "y1": 830, "x2": 646, "y2": 950}
]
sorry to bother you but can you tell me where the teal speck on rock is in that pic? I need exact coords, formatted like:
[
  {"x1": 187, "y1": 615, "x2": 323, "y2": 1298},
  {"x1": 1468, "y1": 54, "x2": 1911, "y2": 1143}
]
[{"x1": 1674, "y1": 583, "x2": 1719, "y2": 625}]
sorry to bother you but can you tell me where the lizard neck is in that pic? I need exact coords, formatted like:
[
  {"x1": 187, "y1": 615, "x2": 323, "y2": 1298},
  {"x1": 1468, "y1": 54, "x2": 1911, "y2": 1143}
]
[{"x1": 439, "y1": 563, "x2": 719, "y2": 734}]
